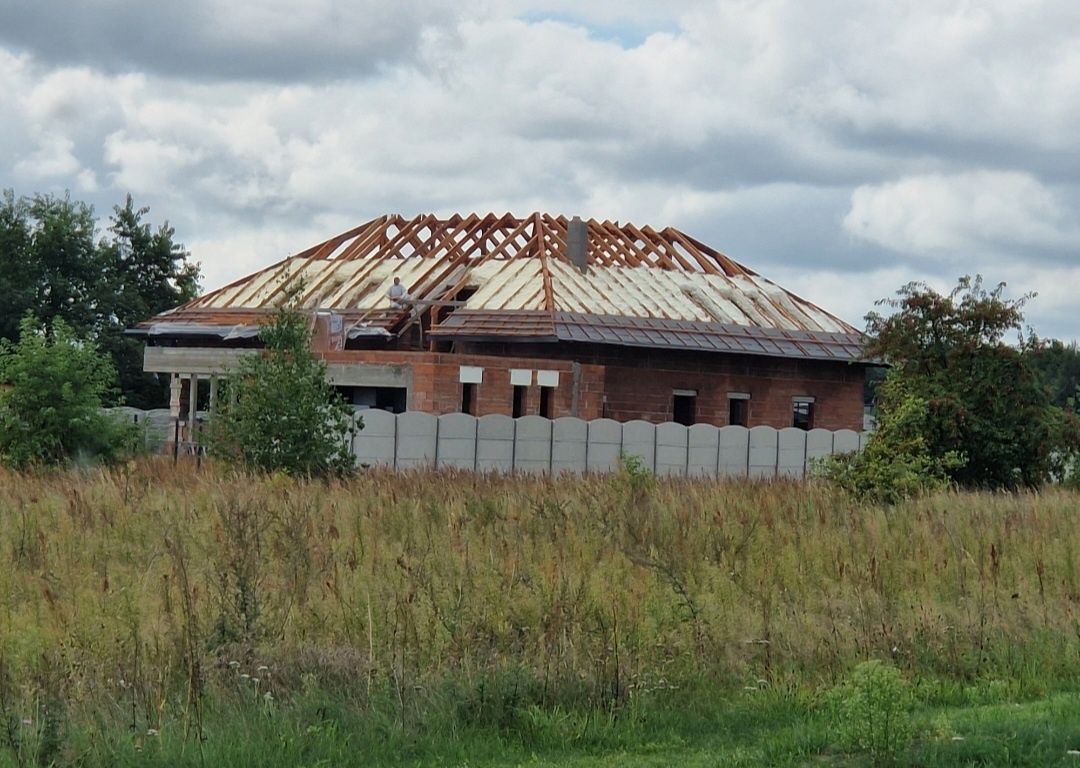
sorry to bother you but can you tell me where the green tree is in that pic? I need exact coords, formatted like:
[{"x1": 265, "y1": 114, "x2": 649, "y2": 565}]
[
  {"x1": 0, "y1": 192, "x2": 35, "y2": 341},
  {"x1": 0, "y1": 316, "x2": 139, "y2": 469},
  {"x1": 206, "y1": 307, "x2": 358, "y2": 477},
  {"x1": 1027, "y1": 339, "x2": 1080, "y2": 412},
  {"x1": 97, "y1": 195, "x2": 201, "y2": 408},
  {"x1": 0, "y1": 190, "x2": 201, "y2": 408},
  {"x1": 863, "y1": 276, "x2": 1079, "y2": 489},
  {"x1": 27, "y1": 193, "x2": 103, "y2": 336}
]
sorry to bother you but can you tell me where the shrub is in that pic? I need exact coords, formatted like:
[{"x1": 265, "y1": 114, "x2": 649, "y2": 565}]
[
  {"x1": 205, "y1": 306, "x2": 358, "y2": 477},
  {"x1": 828, "y1": 660, "x2": 915, "y2": 766},
  {"x1": 817, "y1": 372, "x2": 962, "y2": 503},
  {"x1": 0, "y1": 315, "x2": 139, "y2": 469}
]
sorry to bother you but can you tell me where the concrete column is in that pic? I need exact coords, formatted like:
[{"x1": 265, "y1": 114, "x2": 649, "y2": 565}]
[
  {"x1": 208, "y1": 375, "x2": 219, "y2": 415},
  {"x1": 188, "y1": 374, "x2": 198, "y2": 450}
]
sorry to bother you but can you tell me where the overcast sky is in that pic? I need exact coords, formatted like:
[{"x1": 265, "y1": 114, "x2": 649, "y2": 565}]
[{"x1": 1, "y1": 0, "x2": 1078, "y2": 338}]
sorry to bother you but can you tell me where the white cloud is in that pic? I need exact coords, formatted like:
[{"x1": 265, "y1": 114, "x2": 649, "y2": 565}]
[{"x1": 843, "y1": 171, "x2": 1080, "y2": 257}]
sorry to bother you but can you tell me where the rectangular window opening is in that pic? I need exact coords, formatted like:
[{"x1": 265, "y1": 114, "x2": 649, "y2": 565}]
[
  {"x1": 793, "y1": 400, "x2": 815, "y2": 431},
  {"x1": 672, "y1": 392, "x2": 696, "y2": 426},
  {"x1": 729, "y1": 397, "x2": 748, "y2": 427},
  {"x1": 512, "y1": 385, "x2": 527, "y2": 418},
  {"x1": 539, "y1": 386, "x2": 553, "y2": 419},
  {"x1": 339, "y1": 386, "x2": 408, "y2": 414},
  {"x1": 461, "y1": 382, "x2": 476, "y2": 415}
]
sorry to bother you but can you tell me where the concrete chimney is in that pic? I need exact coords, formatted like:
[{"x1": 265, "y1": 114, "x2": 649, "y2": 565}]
[{"x1": 567, "y1": 216, "x2": 588, "y2": 274}]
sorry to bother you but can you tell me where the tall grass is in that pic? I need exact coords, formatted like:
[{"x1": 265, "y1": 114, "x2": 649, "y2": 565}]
[{"x1": 0, "y1": 460, "x2": 1076, "y2": 763}]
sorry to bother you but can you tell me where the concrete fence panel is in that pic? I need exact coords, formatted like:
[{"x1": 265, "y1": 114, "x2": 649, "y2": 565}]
[
  {"x1": 777, "y1": 427, "x2": 808, "y2": 479},
  {"x1": 833, "y1": 429, "x2": 860, "y2": 454},
  {"x1": 687, "y1": 424, "x2": 721, "y2": 477},
  {"x1": 621, "y1": 420, "x2": 656, "y2": 472},
  {"x1": 119, "y1": 406, "x2": 870, "y2": 480},
  {"x1": 655, "y1": 422, "x2": 689, "y2": 477},
  {"x1": 476, "y1": 414, "x2": 515, "y2": 472},
  {"x1": 748, "y1": 425, "x2": 779, "y2": 479},
  {"x1": 436, "y1": 413, "x2": 477, "y2": 470},
  {"x1": 143, "y1": 409, "x2": 175, "y2": 451},
  {"x1": 586, "y1": 419, "x2": 622, "y2": 473},
  {"x1": 395, "y1": 411, "x2": 438, "y2": 469},
  {"x1": 552, "y1": 417, "x2": 588, "y2": 475},
  {"x1": 514, "y1": 415, "x2": 553, "y2": 474},
  {"x1": 353, "y1": 408, "x2": 397, "y2": 467},
  {"x1": 718, "y1": 426, "x2": 750, "y2": 477},
  {"x1": 805, "y1": 428, "x2": 834, "y2": 467}
]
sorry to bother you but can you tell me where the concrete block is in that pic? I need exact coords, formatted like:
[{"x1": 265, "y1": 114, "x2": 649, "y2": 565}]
[
  {"x1": 437, "y1": 413, "x2": 477, "y2": 470},
  {"x1": 718, "y1": 426, "x2": 750, "y2": 477},
  {"x1": 552, "y1": 417, "x2": 588, "y2": 475},
  {"x1": 859, "y1": 431, "x2": 873, "y2": 451},
  {"x1": 353, "y1": 408, "x2": 397, "y2": 467},
  {"x1": 514, "y1": 415, "x2": 552, "y2": 474},
  {"x1": 621, "y1": 420, "x2": 656, "y2": 473},
  {"x1": 655, "y1": 422, "x2": 688, "y2": 477},
  {"x1": 476, "y1": 414, "x2": 515, "y2": 473},
  {"x1": 395, "y1": 411, "x2": 437, "y2": 469},
  {"x1": 687, "y1": 424, "x2": 720, "y2": 477},
  {"x1": 777, "y1": 427, "x2": 808, "y2": 479},
  {"x1": 748, "y1": 426, "x2": 778, "y2": 479},
  {"x1": 586, "y1": 418, "x2": 622, "y2": 473}
]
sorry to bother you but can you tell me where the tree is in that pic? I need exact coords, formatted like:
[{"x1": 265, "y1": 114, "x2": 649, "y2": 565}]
[
  {"x1": 1027, "y1": 339, "x2": 1080, "y2": 412},
  {"x1": 27, "y1": 193, "x2": 103, "y2": 336},
  {"x1": 0, "y1": 190, "x2": 201, "y2": 408},
  {"x1": 97, "y1": 195, "x2": 201, "y2": 408},
  {"x1": 863, "y1": 276, "x2": 1079, "y2": 490},
  {"x1": 0, "y1": 316, "x2": 139, "y2": 469},
  {"x1": 206, "y1": 307, "x2": 358, "y2": 477},
  {"x1": 0, "y1": 192, "x2": 34, "y2": 342}
]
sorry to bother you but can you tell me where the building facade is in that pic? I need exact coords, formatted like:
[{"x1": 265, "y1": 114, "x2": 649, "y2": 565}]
[{"x1": 134, "y1": 213, "x2": 868, "y2": 430}]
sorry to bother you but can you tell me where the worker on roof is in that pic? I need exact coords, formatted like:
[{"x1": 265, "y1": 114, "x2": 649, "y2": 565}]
[{"x1": 386, "y1": 276, "x2": 410, "y2": 309}]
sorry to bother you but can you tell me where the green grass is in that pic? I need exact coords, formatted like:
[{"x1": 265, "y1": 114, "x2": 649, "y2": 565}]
[{"x1": 11, "y1": 686, "x2": 1075, "y2": 767}]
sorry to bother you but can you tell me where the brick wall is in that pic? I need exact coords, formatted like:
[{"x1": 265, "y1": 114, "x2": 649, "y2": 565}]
[{"x1": 318, "y1": 346, "x2": 864, "y2": 430}]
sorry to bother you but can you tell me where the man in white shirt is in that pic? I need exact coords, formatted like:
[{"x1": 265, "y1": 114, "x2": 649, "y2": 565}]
[{"x1": 386, "y1": 276, "x2": 410, "y2": 308}]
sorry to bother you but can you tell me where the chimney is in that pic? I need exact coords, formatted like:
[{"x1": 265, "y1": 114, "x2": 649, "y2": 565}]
[{"x1": 567, "y1": 216, "x2": 588, "y2": 274}]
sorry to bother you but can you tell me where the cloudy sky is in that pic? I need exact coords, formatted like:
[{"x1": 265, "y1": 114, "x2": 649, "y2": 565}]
[{"x1": 2, "y1": 0, "x2": 1078, "y2": 338}]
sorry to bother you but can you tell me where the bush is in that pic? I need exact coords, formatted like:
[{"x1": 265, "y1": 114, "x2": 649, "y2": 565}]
[
  {"x1": 205, "y1": 307, "x2": 358, "y2": 477},
  {"x1": 0, "y1": 316, "x2": 139, "y2": 469},
  {"x1": 817, "y1": 372, "x2": 963, "y2": 503},
  {"x1": 828, "y1": 660, "x2": 915, "y2": 766}
]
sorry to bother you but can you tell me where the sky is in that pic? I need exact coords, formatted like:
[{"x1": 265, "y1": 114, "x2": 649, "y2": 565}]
[{"x1": 1, "y1": 0, "x2": 1078, "y2": 339}]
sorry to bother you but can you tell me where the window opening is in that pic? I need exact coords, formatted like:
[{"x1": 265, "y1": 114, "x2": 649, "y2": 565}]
[
  {"x1": 338, "y1": 386, "x2": 407, "y2": 414},
  {"x1": 461, "y1": 383, "x2": 476, "y2": 415},
  {"x1": 729, "y1": 397, "x2": 748, "y2": 427},
  {"x1": 512, "y1": 385, "x2": 527, "y2": 418},
  {"x1": 672, "y1": 391, "x2": 697, "y2": 426},
  {"x1": 793, "y1": 400, "x2": 815, "y2": 430},
  {"x1": 539, "y1": 386, "x2": 553, "y2": 419}
]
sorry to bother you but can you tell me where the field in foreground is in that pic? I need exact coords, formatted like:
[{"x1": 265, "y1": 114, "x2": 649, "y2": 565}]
[{"x1": 0, "y1": 460, "x2": 1076, "y2": 766}]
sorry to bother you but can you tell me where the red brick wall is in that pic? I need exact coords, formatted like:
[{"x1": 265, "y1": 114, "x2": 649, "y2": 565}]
[{"x1": 319, "y1": 347, "x2": 865, "y2": 430}]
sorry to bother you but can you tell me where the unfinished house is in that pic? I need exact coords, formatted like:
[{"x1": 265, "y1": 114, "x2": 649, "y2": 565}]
[{"x1": 132, "y1": 213, "x2": 867, "y2": 430}]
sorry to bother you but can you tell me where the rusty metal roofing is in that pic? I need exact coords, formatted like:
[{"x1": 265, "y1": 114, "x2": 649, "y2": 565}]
[{"x1": 139, "y1": 212, "x2": 864, "y2": 360}]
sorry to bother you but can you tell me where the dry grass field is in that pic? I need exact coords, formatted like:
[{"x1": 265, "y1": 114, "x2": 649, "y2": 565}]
[{"x1": 0, "y1": 460, "x2": 1076, "y2": 765}]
